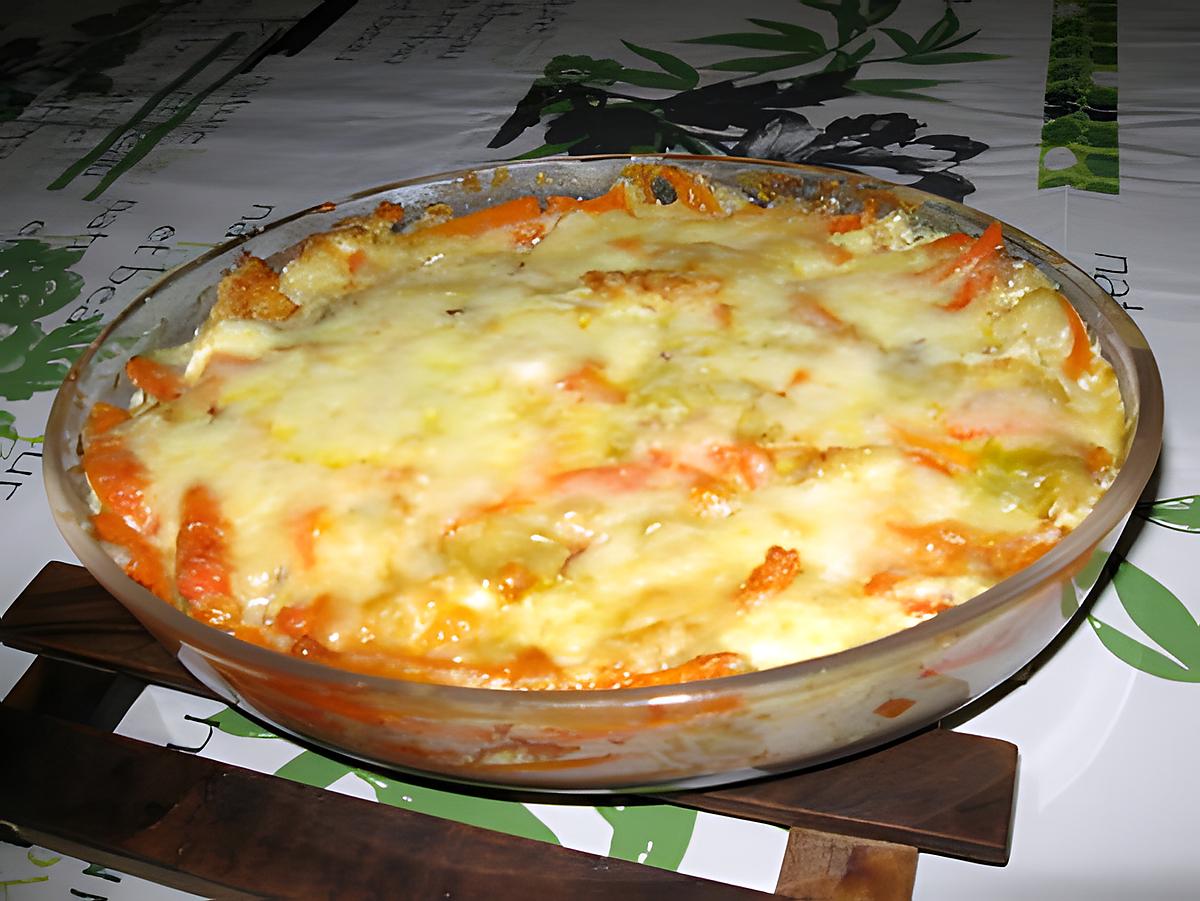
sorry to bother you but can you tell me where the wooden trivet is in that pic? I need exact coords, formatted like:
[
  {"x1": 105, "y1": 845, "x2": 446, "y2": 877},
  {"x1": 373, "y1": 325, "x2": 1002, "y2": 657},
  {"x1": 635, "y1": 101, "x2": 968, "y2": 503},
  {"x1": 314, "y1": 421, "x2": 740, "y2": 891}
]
[{"x1": 1, "y1": 562, "x2": 1019, "y2": 899}]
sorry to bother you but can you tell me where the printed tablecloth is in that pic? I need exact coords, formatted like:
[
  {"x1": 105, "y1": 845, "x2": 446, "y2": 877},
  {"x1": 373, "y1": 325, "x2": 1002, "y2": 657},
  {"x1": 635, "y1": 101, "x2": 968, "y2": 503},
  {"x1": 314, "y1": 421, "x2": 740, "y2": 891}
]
[{"x1": 1, "y1": 1, "x2": 1197, "y2": 897}]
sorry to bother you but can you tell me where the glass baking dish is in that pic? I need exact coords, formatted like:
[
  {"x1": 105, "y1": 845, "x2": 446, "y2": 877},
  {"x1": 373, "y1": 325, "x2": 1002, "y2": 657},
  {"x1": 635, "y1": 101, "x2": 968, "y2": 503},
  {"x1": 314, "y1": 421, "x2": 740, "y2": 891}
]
[{"x1": 43, "y1": 155, "x2": 1163, "y2": 791}]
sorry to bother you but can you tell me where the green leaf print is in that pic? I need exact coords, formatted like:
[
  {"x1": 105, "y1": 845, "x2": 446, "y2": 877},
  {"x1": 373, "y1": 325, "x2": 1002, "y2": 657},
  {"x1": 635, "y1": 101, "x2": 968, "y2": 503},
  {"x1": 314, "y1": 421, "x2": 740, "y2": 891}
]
[
  {"x1": 0, "y1": 315, "x2": 104, "y2": 401},
  {"x1": 25, "y1": 849, "x2": 61, "y2": 868},
  {"x1": 1136, "y1": 496, "x2": 1200, "y2": 533},
  {"x1": 221, "y1": 709, "x2": 559, "y2": 845},
  {"x1": 620, "y1": 41, "x2": 700, "y2": 90},
  {"x1": 0, "y1": 239, "x2": 85, "y2": 327},
  {"x1": 0, "y1": 238, "x2": 97, "y2": 417},
  {"x1": 356, "y1": 770, "x2": 560, "y2": 845},
  {"x1": 1089, "y1": 558, "x2": 1200, "y2": 682},
  {"x1": 0, "y1": 409, "x2": 17, "y2": 443},
  {"x1": 597, "y1": 804, "x2": 697, "y2": 871},
  {"x1": 202, "y1": 706, "x2": 281, "y2": 739}
]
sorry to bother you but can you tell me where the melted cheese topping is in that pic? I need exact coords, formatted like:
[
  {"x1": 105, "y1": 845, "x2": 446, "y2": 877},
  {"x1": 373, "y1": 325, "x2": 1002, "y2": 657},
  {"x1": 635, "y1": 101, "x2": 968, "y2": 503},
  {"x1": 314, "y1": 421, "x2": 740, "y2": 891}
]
[{"x1": 86, "y1": 168, "x2": 1127, "y2": 689}]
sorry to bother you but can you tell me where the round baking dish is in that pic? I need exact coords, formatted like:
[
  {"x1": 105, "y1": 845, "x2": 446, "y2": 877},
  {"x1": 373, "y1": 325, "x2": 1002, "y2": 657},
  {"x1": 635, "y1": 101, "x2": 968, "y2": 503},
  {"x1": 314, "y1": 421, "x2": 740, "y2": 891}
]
[{"x1": 44, "y1": 156, "x2": 1162, "y2": 791}]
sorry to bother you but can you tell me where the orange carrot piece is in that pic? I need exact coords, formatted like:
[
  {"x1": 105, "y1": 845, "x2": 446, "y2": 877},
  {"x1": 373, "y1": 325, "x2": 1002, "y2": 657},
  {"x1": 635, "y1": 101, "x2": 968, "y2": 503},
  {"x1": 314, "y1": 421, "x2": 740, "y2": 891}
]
[
  {"x1": 275, "y1": 594, "x2": 335, "y2": 640},
  {"x1": 937, "y1": 220, "x2": 1003, "y2": 281},
  {"x1": 625, "y1": 164, "x2": 724, "y2": 215},
  {"x1": 92, "y1": 510, "x2": 171, "y2": 599},
  {"x1": 82, "y1": 434, "x2": 156, "y2": 534},
  {"x1": 709, "y1": 442, "x2": 774, "y2": 490},
  {"x1": 423, "y1": 195, "x2": 543, "y2": 241},
  {"x1": 922, "y1": 232, "x2": 973, "y2": 256},
  {"x1": 84, "y1": 402, "x2": 131, "y2": 438},
  {"x1": 824, "y1": 243, "x2": 855, "y2": 266},
  {"x1": 546, "y1": 182, "x2": 630, "y2": 216},
  {"x1": 826, "y1": 213, "x2": 863, "y2": 234},
  {"x1": 622, "y1": 652, "x2": 749, "y2": 688},
  {"x1": 873, "y1": 697, "x2": 916, "y2": 718},
  {"x1": 547, "y1": 462, "x2": 662, "y2": 495},
  {"x1": 864, "y1": 570, "x2": 904, "y2": 596},
  {"x1": 555, "y1": 361, "x2": 627, "y2": 403},
  {"x1": 495, "y1": 562, "x2": 537, "y2": 603},
  {"x1": 175, "y1": 484, "x2": 233, "y2": 611},
  {"x1": 892, "y1": 424, "x2": 979, "y2": 473},
  {"x1": 1085, "y1": 445, "x2": 1114, "y2": 474},
  {"x1": 292, "y1": 507, "x2": 325, "y2": 569},
  {"x1": 792, "y1": 291, "x2": 853, "y2": 335},
  {"x1": 372, "y1": 200, "x2": 405, "y2": 224},
  {"x1": 932, "y1": 221, "x2": 1004, "y2": 311},
  {"x1": 125, "y1": 355, "x2": 186, "y2": 402},
  {"x1": 904, "y1": 597, "x2": 955, "y2": 617},
  {"x1": 659, "y1": 167, "x2": 723, "y2": 214},
  {"x1": 736, "y1": 545, "x2": 802, "y2": 606},
  {"x1": 940, "y1": 265, "x2": 995, "y2": 311},
  {"x1": 1059, "y1": 294, "x2": 1094, "y2": 380}
]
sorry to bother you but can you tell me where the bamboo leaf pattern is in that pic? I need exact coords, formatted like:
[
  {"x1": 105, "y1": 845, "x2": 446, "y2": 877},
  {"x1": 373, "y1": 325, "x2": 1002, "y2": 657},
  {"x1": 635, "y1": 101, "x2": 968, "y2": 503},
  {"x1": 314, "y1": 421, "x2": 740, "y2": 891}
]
[
  {"x1": 598, "y1": 805, "x2": 698, "y2": 871},
  {"x1": 1089, "y1": 558, "x2": 1200, "y2": 682},
  {"x1": 490, "y1": 3, "x2": 1005, "y2": 203},
  {"x1": 203, "y1": 706, "x2": 280, "y2": 739},
  {"x1": 1136, "y1": 495, "x2": 1200, "y2": 533}
]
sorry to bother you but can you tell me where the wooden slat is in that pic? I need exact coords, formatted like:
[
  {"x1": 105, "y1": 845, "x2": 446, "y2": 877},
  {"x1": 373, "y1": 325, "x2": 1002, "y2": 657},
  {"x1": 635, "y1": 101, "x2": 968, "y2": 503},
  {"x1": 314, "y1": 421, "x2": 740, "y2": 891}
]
[
  {"x1": 774, "y1": 827, "x2": 917, "y2": 901},
  {"x1": 1, "y1": 562, "x2": 1016, "y2": 865},
  {"x1": 665, "y1": 728, "x2": 1015, "y2": 864},
  {"x1": 0, "y1": 705, "x2": 764, "y2": 900},
  {"x1": 0, "y1": 561, "x2": 202, "y2": 696}
]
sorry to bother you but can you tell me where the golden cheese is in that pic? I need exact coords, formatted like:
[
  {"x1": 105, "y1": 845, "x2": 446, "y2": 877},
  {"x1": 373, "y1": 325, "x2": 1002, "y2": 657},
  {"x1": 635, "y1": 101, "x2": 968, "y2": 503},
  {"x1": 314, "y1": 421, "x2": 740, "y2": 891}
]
[{"x1": 84, "y1": 165, "x2": 1127, "y2": 690}]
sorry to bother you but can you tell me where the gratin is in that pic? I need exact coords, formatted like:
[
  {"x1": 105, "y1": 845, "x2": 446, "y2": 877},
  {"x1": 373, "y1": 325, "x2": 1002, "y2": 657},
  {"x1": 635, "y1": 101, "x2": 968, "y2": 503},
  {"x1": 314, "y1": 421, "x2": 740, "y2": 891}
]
[{"x1": 82, "y1": 164, "x2": 1127, "y2": 691}]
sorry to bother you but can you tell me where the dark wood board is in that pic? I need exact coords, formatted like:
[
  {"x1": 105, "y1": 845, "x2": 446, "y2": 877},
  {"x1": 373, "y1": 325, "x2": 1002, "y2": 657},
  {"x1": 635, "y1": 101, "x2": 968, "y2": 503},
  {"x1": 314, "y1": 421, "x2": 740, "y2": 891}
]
[
  {"x1": 1, "y1": 562, "x2": 1017, "y2": 864},
  {"x1": 0, "y1": 705, "x2": 766, "y2": 900}
]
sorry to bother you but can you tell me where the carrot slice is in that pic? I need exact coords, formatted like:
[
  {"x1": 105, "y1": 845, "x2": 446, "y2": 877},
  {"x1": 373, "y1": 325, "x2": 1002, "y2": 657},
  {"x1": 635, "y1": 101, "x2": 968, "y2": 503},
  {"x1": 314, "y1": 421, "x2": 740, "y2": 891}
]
[
  {"x1": 92, "y1": 510, "x2": 171, "y2": 599},
  {"x1": 547, "y1": 462, "x2": 664, "y2": 495},
  {"x1": 874, "y1": 697, "x2": 916, "y2": 718},
  {"x1": 371, "y1": 200, "x2": 405, "y2": 224},
  {"x1": 555, "y1": 361, "x2": 626, "y2": 403},
  {"x1": 932, "y1": 220, "x2": 1003, "y2": 310},
  {"x1": 175, "y1": 484, "x2": 234, "y2": 614},
  {"x1": 423, "y1": 195, "x2": 544, "y2": 242},
  {"x1": 624, "y1": 164, "x2": 724, "y2": 215},
  {"x1": 621, "y1": 652, "x2": 749, "y2": 688},
  {"x1": 903, "y1": 597, "x2": 955, "y2": 617},
  {"x1": 825, "y1": 212, "x2": 863, "y2": 234},
  {"x1": 864, "y1": 570, "x2": 904, "y2": 596},
  {"x1": 888, "y1": 520, "x2": 1061, "y2": 581},
  {"x1": 275, "y1": 594, "x2": 336, "y2": 640},
  {"x1": 736, "y1": 545, "x2": 801, "y2": 606},
  {"x1": 941, "y1": 264, "x2": 995, "y2": 312},
  {"x1": 922, "y1": 232, "x2": 973, "y2": 256},
  {"x1": 291, "y1": 507, "x2": 325, "y2": 569},
  {"x1": 708, "y1": 442, "x2": 774, "y2": 490},
  {"x1": 892, "y1": 424, "x2": 979, "y2": 473},
  {"x1": 546, "y1": 182, "x2": 630, "y2": 216},
  {"x1": 1058, "y1": 294, "x2": 1094, "y2": 380},
  {"x1": 84, "y1": 402, "x2": 131, "y2": 438},
  {"x1": 83, "y1": 433, "x2": 156, "y2": 534},
  {"x1": 125, "y1": 356, "x2": 185, "y2": 402},
  {"x1": 937, "y1": 220, "x2": 1003, "y2": 280}
]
